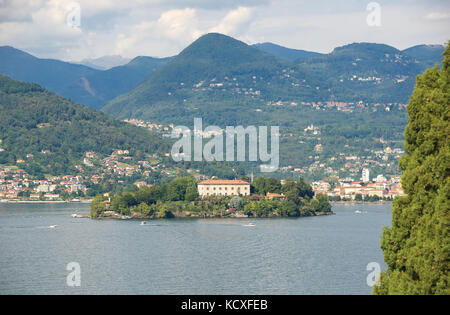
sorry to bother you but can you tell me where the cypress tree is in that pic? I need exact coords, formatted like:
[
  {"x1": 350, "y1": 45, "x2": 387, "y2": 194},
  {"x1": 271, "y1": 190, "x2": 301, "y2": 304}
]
[{"x1": 374, "y1": 43, "x2": 449, "y2": 294}]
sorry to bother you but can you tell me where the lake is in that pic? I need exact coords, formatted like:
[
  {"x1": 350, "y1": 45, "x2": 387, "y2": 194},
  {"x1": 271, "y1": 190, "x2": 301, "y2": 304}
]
[{"x1": 0, "y1": 202, "x2": 391, "y2": 295}]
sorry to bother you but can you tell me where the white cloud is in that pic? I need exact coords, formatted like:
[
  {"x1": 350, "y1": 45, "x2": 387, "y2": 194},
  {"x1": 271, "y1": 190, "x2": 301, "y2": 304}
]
[
  {"x1": 155, "y1": 8, "x2": 202, "y2": 42},
  {"x1": 209, "y1": 7, "x2": 253, "y2": 36},
  {"x1": 0, "y1": 0, "x2": 448, "y2": 61}
]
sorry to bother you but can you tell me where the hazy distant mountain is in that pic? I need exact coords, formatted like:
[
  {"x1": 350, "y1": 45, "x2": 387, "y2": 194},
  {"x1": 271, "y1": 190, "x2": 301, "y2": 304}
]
[
  {"x1": 78, "y1": 55, "x2": 132, "y2": 70},
  {"x1": 0, "y1": 46, "x2": 170, "y2": 109},
  {"x1": 402, "y1": 44, "x2": 445, "y2": 67},
  {"x1": 78, "y1": 56, "x2": 172, "y2": 107},
  {"x1": 253, "y1": 42, "x2": 322, "y2": 62},
  {"x1": 0, "y1": 45, "x2": 100, "y2": 106}
]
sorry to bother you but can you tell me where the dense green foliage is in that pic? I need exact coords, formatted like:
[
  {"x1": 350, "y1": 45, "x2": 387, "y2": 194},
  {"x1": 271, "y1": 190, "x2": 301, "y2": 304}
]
[
  {"x1": 374, "y1": 44, "x2": 449, "y2": 295},
  {"x1": 0, "y1": 46, "x2": 169, "y2": 109},
  {"x1": 0, "y1": 75, "x2": 170, "y2": 176},
  {"x1": 91, "y1": 176, "x2": 331, "y2": 218}
]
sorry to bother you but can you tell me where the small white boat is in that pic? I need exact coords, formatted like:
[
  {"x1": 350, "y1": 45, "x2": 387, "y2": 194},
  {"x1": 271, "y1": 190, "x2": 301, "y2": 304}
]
[
  {"x1": 49, "y1": 225, "x2": 57, "y2": 229},
  {"x1": 243, "y1": 223, "x2": 256, "y2": 227},
  {"x1": 140, "y1": 221, "x2": 147, "y2": 225},
  {"x1": 355, "y1": 210, "x2": 362, "y2": 214}
]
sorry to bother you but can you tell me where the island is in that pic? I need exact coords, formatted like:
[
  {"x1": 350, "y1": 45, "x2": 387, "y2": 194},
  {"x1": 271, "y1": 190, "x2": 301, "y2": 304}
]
[{"x1": 89, "y1": 177, "x2": 333, "y2": 219}]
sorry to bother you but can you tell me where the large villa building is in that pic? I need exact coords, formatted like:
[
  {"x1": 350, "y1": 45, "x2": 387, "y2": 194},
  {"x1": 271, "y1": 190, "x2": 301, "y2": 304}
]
[{"x1": 197, "y1": 179, "x2": 251, "y2": 197}]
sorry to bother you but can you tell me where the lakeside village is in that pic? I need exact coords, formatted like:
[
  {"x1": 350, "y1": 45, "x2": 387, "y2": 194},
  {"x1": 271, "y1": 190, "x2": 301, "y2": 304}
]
[
  {"x1": 0, "y1": 133, "x2": 404, "y2": 203},
  {"x1": 0, "y1": 153, "x2": 403, "y2": 203},
  {"x1": 0, "y1": 115, "x2": 404, "y2": 203}
]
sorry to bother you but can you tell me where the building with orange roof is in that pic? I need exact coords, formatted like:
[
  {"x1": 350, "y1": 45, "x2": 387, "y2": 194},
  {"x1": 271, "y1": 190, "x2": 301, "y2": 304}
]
[
  {"x1": 266, "y1": 192, "x2": 286, "y2": 199},
  {"x1": 197, "y1": 179, "x2": 250, "y2": 197}
]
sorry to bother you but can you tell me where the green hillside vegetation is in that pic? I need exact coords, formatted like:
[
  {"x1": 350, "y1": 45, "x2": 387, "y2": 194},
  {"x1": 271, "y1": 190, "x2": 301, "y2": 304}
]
[
  {"x1": 102, "y1": 33, "x2": 330, "y2": 120},
  {"x1": 104, "y1": 35, "x2": 439, "y2": 123},
  {"x1": 374, "y1": 44, "x2": 449, "y2": 295},
  {"x1": 0, "y1": 75, "x2": 170, "y2": 176},
  {"x1": 102, "y1": 34, "x2": 410, "y2": 177}
]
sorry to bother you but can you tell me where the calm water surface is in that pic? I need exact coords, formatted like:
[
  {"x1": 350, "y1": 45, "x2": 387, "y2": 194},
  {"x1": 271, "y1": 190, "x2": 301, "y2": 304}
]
[{"x1": 0, "y1": 202, "x2": 391, "y2": 294}]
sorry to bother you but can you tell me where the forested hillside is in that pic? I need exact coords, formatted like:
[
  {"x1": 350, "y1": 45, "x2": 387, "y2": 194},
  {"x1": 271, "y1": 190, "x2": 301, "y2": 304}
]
[{"x1": 0, "y1": 75, "x2": 170, "y2": 176}]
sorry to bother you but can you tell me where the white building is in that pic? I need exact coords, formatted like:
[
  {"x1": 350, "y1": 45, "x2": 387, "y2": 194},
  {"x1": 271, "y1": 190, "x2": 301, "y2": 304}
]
[
  {"x1": 37, "y1": 184, "x2": 57, "y2": 193},
  {"x1": 362, "y1": 168, "x2": 370, "y2": 182},
  {"x1": 197, "y1": 179, "x2": 251, "y2": 197},
  {"x1": 375, "y1": 174, "x2": 387, "y2": 182}
]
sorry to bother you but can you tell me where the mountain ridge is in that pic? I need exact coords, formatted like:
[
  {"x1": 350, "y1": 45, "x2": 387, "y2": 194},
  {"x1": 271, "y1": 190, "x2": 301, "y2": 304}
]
[
  {"x1": 0, "y1": 46, "x2": 170, "y2": 109},
  {"x1": 252, "y1": 42, "x2": 322, "y2": 61},
  {"x1": 103, "y1": 33, "x2": 443, "y2": 124}
]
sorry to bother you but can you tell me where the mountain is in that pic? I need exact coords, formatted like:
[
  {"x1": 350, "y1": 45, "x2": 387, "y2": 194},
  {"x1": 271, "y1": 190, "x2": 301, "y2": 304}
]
[
  {"x1": 294, "y1": 42, "x2": 429, "y2": 103},
  {"x1": 252, "y1": 42, "x2": 322, "y2": 62},
  {"x1": 0, "y1": 45, "x2": 99, "y2": 106},
  {"x1": 102, "y1": 33, "x2": 332, "y2": 124},
  {"x1": 0, "y1": 46, "x2": 170, "y2": 109},
  {"x1": 0, "y1": 74, "x2": 170, "y2": 176},
  {"x1": 103, "y1": 35, "x2": 439, "y2": 124},
  {"x1": 102, "y1": 34, "x2": 413, "y2": 176},
  {"x1": 78, "y1": 55, "x2": 131, "y2": 70},
  {"x1": 77, "y1": 56, "x2": 172, "y2": 107},
  {"x1": 402, "y1": 44, "x2": 445, "y2": 67}
]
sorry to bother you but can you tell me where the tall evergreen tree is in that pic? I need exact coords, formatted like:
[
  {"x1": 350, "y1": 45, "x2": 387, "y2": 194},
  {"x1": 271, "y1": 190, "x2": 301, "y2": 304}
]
[{"x1": 374, "y1": 44, "x2": 449, "y2": 294}]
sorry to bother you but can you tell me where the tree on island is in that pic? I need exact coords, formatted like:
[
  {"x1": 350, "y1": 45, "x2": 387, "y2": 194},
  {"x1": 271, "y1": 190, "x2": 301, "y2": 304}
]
[
  {"x1": 229, "y1": 196, "x2": 243, "y2": 210},
  {"x1": 374, "y1": 44, "x2": 449, "y2": 295}
]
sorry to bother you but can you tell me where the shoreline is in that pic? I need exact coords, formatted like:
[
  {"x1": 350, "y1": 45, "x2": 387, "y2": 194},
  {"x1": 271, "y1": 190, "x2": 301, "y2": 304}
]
[
  {"x1": 0, "y1": 199, "x2": 92, "y2": 204},
  {"x1": 330, "y1": 200, "x2": 392, "y2": 205},
  {"x1": 0, "y1": 199, "x2": 392, "y2": 205},
  {"x1": 93, "y1": 209, "x2": 336, "y2": 220}
]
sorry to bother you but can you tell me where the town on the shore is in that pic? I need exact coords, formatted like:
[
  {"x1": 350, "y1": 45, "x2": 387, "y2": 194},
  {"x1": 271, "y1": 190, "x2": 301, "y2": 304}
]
[
  {"x1": 0, "y1": 159, "x2": 403, "y2": 202},
  {"x1": 0, "y1": 116, "x2": 405, "y2": 202}
]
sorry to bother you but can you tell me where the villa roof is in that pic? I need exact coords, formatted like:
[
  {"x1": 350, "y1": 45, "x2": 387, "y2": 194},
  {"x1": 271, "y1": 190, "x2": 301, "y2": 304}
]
[{"x1": 198, "y1": 179, "x2": 250, "y2": 185}]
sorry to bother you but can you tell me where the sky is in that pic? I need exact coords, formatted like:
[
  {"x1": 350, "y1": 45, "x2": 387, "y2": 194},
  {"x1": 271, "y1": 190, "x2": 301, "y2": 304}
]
[{"x1": 0, "y1": 0, "x2": 449, "y2": 61}]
